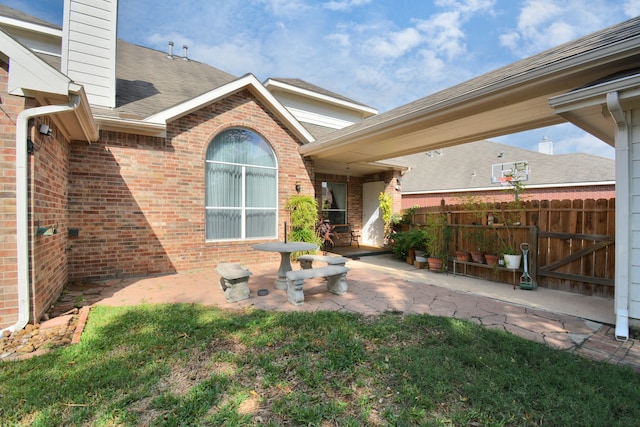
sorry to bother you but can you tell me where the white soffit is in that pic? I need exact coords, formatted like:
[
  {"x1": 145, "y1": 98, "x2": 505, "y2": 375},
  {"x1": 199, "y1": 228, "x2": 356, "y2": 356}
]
[{"x1": 549, "y1": 73, "x2": 640, "y2": 145}]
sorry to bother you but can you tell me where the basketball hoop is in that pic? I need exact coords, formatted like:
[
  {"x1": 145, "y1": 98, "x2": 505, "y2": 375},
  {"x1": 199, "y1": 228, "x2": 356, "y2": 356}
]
[{"x1": 498, "y1": 176, "x2": 513, "y2": 185}]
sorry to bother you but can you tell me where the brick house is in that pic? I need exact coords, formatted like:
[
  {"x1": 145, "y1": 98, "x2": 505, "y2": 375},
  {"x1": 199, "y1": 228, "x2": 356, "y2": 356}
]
[
  {"x1": 391, "y1": 139, "x2": 615, "y2": 208},
  {"x1": 0, "y1": 1, "x2": 403, "y2": 331},
  {"x1": 3, "y1": 2, "x2": 640, "y2": 340}
]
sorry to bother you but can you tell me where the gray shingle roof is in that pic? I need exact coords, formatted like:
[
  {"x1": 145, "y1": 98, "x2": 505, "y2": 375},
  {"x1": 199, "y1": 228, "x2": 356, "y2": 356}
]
[
  {"x1": 393, "y1": 140, "x2": 615, "y2": 192},
  {"x1": 0, "y1": 5, "x2": 60, "y2": 30},
  {"x1": 100, "y1": 40, "x2": 238, "y2": 119}
]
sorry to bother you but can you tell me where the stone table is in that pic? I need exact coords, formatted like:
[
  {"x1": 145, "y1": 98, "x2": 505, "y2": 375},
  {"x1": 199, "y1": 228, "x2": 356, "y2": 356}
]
[{"x1": 253, "y1": 242, "x2": 318, "y2": 289}]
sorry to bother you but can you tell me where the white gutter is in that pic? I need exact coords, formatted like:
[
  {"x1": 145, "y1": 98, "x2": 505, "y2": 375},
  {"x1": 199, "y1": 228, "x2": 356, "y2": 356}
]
[
  {"x1": 2, "y1": 95, "x2": 81, "y2": 334},
  {"x1": 607, "y1": 91, "x2": 630, "y2": 341}
]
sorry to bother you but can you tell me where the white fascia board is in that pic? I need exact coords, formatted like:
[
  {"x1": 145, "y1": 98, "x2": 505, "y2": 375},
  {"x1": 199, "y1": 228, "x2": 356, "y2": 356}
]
[
  {"x1": 264, "y1": 78, "x2": 378, "y2": 116},
  {"x1": 549, "y1": 73, "x2": 640, "y2": 112},
  {"x1": 1, "y1": 29, "x2": 70, "y2": 96},
  {"x1": 146, "y1": 74, "x2": 315, "y2": 143},
  {"x1": 94, "y1": 115, "x2": 167, "y2": 137},
  {"x1": 0, "y1": 16, "x2": 62, "y2": 38}
]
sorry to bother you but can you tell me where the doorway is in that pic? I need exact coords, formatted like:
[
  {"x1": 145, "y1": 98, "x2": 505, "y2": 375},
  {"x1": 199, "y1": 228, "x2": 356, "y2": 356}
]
[{"x1": 362, "y1": 181, "x2": 385, "y2": 247}]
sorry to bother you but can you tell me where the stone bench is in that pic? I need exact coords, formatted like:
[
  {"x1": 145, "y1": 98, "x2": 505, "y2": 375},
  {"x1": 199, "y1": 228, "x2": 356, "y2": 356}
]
[
  {"x1": 298, "y1": 254, "x2": 349, "y2": 269},
  {"x1": 285, "y1": 265, "x2": 349, "y2": 306},
  {"x1": 216, "y1": 263, "x2": 252, "y2": 302}
]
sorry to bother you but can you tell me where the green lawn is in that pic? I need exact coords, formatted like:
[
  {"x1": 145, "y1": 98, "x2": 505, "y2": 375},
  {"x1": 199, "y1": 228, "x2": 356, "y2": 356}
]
[{"x1": 1, "y1": 304, "x2": 639, "y2": 426}]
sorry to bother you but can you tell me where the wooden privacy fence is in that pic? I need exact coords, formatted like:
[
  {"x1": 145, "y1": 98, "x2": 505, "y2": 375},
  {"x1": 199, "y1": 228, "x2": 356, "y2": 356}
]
[{"x1": 406, "y1": 199, "x2": 615, "y2": 298}]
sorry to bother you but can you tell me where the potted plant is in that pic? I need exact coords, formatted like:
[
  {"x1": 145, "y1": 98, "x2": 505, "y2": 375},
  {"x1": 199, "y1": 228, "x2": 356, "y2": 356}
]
[
  {"x1": 464, "y1": 226, "x2": 496, "y2": 264},
  {"x1": 390, "y1": 228, "x2": 426, "y2": 263},
  {"x1": 424, "y1": 214, "x2": 450, "y2": 271}
]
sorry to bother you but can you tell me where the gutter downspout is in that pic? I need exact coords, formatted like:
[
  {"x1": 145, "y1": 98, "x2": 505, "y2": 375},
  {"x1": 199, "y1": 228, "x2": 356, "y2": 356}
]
[
  {"x1": 607, "y1": 91, "x2": 630, "y2": 341},
  {"x1": 1, "y1": 95, "x2": 81, "y2": 334}
]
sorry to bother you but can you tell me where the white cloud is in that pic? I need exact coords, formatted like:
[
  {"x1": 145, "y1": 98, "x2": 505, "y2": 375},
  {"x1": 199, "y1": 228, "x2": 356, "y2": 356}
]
[
  {"x1": 323, "y1": 0, "x2": 372, "y2": 11},
  {"x1": 553, "y1": 133, "x2": 615, "y2": 159},
  {"x1": 417, "y1": 11, "x2": 466, "y2": 60},
  {"x1": 499, "y1": 0, "x2": 622, "y2": 56},
  {"x1": 435, "y1": 0, "x2": 496, "y2": 13},
  {"x1": 364, "y1": 27, "x2": 423, "y2": 59},
  {"x1": 624, "y1": 0, "x2": 640, "y2": 16}
]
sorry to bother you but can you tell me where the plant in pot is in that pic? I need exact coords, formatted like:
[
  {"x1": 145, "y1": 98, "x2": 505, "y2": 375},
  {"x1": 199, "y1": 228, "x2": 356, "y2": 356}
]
[
  {"x1": 390, "y1": 228, "x2": 426, "y2": 263},
  {"x1": 495, "y1": 199, "x2": 526, "y2": 269},
  {"x1": 424, "y1": 214, "x2": 450, "y2": 272},
  {"x1": 464, "y1": 226, "x2": 496, "y2": 264}
]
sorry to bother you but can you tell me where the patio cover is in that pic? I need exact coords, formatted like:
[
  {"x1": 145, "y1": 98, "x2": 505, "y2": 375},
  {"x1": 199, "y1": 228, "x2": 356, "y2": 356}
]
[{"x1": 300, "y1": 16, "x2": 640, "y2": 165}]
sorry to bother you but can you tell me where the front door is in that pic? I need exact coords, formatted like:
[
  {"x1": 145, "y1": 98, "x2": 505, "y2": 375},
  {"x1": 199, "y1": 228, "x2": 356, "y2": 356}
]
[{"x1": 362, "y1": 181, "x2": 385, "y2": 247}]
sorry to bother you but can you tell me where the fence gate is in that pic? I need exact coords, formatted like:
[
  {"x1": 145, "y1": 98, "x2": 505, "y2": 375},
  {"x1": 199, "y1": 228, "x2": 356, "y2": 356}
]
[{"x1": 535, "y1": 230, "x2": 615, "y2": 297}]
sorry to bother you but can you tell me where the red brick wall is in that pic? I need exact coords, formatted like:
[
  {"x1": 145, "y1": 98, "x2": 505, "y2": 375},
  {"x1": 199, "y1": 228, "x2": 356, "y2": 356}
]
[
  {"x1": 67, "y1": 90, "x2": 313, "y2": 280},
  {"x1": 0, "y1": 60, "x2": 70, "y2": 328},
  {"x1": 30, "y1": 117, "x2": 70, "y2": 323},
  {"x1": 402, "y1": 185, "x2": 615, "y2": 209},
  {"x1": 0, "y1": 61, "x2": 20, "y2": 328}
]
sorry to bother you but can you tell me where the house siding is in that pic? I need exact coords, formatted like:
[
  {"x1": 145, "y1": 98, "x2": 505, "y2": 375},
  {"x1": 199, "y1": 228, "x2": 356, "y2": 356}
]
[
  {"x1": 67, "y1": 90, "x2": 313, "y2": 281},
  {"x1": 630, "y1": 107, "x2": 640, "y2": 320}
]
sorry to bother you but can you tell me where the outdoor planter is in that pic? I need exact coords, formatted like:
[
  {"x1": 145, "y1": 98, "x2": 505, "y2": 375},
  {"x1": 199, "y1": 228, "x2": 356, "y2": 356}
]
[
  {"x1": 504, "y1": 254, "x2": 522, "y2": 269},
  {"x1": 470, "y1": 250, "x2": 485, "y2": 264},
  {"x1": 485, "y1": 254, "x2": 499, "y2": 266},
  {"x1": 456, "y1": 250, "x2": 471, "y2": 262},
  {"x1": 427, "y1": 257, "x2": 443, "y2": 271}
]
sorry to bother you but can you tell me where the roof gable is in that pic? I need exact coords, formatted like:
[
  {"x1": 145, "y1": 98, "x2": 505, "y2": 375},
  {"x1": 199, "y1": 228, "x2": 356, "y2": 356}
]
[
  {"x1": 144, "y1": 74, "x2": 314, "y2": 143},
  {"x1": 0, "y1": 27, "x2": 70, "y2": 97}
]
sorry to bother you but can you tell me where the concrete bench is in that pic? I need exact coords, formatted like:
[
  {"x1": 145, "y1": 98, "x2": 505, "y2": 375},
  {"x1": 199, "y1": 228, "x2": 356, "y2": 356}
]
[
  {"x1": 285, "y1": 265, "x2": 349, "y2": 306},
  {"x1": 298, "y1": 254, "x2": 349, "y2": 269},
  {"x1": 216, "y1": 263, "x2": 252, "y2": 302}
]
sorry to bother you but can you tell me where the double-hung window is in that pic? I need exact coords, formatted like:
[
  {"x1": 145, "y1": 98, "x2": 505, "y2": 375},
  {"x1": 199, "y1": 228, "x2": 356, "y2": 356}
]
[{"x1": 205, "y1": 128, "x2": 278, "y2": 241}]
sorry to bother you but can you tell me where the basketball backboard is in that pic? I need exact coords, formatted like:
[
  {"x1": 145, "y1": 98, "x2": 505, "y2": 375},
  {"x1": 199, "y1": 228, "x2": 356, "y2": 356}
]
[{"x1": 491, "y1": 160, "x2": 529, "y2": 185}]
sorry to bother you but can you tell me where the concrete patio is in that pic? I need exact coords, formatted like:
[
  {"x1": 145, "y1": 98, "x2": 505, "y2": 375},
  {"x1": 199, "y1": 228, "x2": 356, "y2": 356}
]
[{"x1": 66, "y1": 253, "x2": 639, "y2": 372}]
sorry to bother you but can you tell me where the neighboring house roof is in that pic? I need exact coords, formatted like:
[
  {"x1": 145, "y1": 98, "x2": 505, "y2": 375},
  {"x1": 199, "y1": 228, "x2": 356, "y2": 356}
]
[
  {"x1": 300, "y1": 16, "x2": 640, "y2": 165},
  {"x1": 393, "y1": 140, "x2": 615, "y2": 193}
]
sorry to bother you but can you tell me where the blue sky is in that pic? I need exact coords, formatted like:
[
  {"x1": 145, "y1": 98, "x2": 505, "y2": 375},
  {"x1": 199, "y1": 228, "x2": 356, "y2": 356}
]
[{"x1": 3, "y1": 0, "x2": 639, "y2": 159}]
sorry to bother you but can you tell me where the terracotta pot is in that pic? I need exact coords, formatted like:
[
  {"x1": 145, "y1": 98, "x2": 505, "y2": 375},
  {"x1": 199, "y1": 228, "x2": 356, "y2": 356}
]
[
  {"x1": 456, "y1": 251, "x2": 471, "y2": 262},
  {"x1": 485, "y1": 254, "x2": 499, "y2": 266},
  {"x1": 427, "y1": 257, "x2": 443, "y2": 271},
  {"x1": 470, "y1": 251, "x2": 485, "y2": 264},
  {"x1": 407, "y1": 248, "x2": 416, "y2": 265}
]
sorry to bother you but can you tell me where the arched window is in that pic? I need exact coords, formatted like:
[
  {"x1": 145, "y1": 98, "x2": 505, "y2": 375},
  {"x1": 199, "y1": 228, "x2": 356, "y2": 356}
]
[{"x1": 205, "y1": 128, "x2": 278, "y2": 241}]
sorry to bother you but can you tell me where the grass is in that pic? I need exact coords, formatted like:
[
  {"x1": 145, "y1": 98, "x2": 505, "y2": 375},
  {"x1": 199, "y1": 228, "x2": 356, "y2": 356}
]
[{"x1": 1, "y1": 304, "x2": 639, "y2": 426}]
